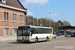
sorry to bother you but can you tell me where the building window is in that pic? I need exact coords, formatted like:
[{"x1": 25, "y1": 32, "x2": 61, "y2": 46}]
[
  {"x1": 20, "y1": 15, "x2": 23, "y2": 22},
  {"x1": 4, "y1": 12, "x2": 9, "y2": 21},
  {"x1": 4, "y1": 28, "x2": 9, "y2": 36},
  {"x1": 13, "y1": 28, "x2": 17, "y2": 36},
  {"x1": 12, "y1": 13, "x2": 17, "y2": 21}
]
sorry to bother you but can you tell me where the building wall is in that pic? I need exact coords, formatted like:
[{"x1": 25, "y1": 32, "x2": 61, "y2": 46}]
[
  {"x1": 0, "y1": 28, "x2": 4, "y2": 36},
  {"x1": 0, "y1": 7, "x2": 25, "y2": 36}
]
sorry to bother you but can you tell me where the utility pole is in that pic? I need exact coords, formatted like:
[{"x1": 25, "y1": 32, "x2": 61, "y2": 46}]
[
  {"x1": 49, "y1": 13, "x2": 51, "y2": 27},
  {"x1": 62, "y1": 19, "x2": 63, "y2": 33}
]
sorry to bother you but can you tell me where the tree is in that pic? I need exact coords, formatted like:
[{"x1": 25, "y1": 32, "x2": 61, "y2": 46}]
[
  {"x1": 25, "y1": 16, "x2": 71, "y2": 32},
  {"x1": 26, "y1": 16, "x2": 33, "y2": 25},
  {"x1": 63, "y1": 21, "x2": 71, "y2": 26},
  {"x1": 34, "y1": 18, "x2": 38, "y2": 26},
  {"x1": 57, "y1": 20, "x2": 63, "y2": 27}
]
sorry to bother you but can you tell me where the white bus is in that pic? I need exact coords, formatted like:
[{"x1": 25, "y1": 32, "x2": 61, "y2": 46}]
[{"x1": 17, "y1": 25, "x2": 53, "y2": 43}]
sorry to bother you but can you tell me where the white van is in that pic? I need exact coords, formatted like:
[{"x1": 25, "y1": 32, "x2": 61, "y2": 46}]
[{"x1": 52, "y1": 32, "x2": 56, "y2": 39}]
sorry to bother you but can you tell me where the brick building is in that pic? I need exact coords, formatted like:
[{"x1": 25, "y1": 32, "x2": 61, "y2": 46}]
[{"x1": 0, "y1": 0, "x2": 27, "y2": 37}]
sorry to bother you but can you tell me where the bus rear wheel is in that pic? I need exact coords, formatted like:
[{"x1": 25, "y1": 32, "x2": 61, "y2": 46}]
[
  {"x1": 35, "y1": 38, "x2": 38, "y2": 43},
  {"x1": 46, "y1": 37, "x2": 49, "y2": 41}
]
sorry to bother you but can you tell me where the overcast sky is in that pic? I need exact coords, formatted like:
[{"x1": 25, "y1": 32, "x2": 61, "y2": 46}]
[{"x1": 20, "y1": 0, "x2": 75, "y2": 26}]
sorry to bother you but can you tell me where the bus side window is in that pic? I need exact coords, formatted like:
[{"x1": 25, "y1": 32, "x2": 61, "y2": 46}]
[
  {"x1": 38, "y1": 28, "x2": 42, "y2": 33},
  {"x1": 43, "y1": 29, "x2": 45, "y2": 33},
  {"x1": 40, "y1": 28, "x2": 43, "y2": 33},
  {"x1": 49, "y1": 29, "x2": 52, "y2": 33},
  {"x1": 41, "y1": 28, "x2": 43, "y2": 33},
  {"x1": 35, "y1": 28, "x2": 38, "y2": 33},
  {"x1": 31, "y1": 30, "x2": 33, "y2": 34},
  {"x1": 31, "y1": 28, "x2": 35, "y2": 34},
  {"x1": 45, "y1": 29, "x2": 47, "y2": 33}
]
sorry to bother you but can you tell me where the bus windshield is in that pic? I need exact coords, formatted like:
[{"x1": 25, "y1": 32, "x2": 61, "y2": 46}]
[{"x1": 17, "y1": 26, "x2": 30, "y2": 36}]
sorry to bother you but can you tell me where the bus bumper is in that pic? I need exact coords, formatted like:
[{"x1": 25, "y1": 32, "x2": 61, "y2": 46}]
[{"x1": 17, "y1": 40, "x2": 30, "y2": 42}]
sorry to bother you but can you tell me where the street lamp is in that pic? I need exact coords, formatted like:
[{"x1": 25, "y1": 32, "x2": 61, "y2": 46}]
[{"x1": 49, "y1": 13, "x2": 51, "y2": 27}]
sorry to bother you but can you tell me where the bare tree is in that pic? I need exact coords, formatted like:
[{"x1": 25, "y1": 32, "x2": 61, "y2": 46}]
[
  {"x1": 26, "y1": 16, "x2": 33, "y2": 25},
  {"x1": 63, "y1": 21, "x2": 71, "y2": 26},
  {"x1": 25, "y1": 16, "x2": 71, "y2": 32}
]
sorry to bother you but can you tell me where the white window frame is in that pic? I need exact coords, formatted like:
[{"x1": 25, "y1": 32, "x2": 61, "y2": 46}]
[
  {"x1": 12, "y1": 13, "x2": 17, "y2": 22},
  {"x1": 13, "y1": 28, "x2": 17, "y2": 36},
  {"x1": 4, "y1": 11, "x2": 9, "y2": 21},
  {"x1": 20, "y1": 15, "x2": 24, "y2": 22},
  {"x1": 4, "y1": 28, "x2": 9, "y2": 36}
]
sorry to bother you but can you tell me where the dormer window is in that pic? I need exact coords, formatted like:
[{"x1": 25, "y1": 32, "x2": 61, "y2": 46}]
[{"x1": 2, "y1": 0, "x2": 6, "y2": 3}]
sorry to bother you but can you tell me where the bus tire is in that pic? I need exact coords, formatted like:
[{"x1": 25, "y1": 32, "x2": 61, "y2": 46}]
[
  {"x1": 46, "y1": 37, "x2": 49, "y2": 41},
  {"x1": 35, "y1": 38, "x2": 38, "y2": 43}
]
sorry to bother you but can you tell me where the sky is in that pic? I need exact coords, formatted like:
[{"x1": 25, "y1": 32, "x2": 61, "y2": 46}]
[{"x1": 20, "y1": 0, "x2": 75, "y2": 26}]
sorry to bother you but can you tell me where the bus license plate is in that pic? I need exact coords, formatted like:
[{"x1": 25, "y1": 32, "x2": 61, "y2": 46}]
[{"x1": 25, "y1": 36, "x2": 27, "y2": 40}]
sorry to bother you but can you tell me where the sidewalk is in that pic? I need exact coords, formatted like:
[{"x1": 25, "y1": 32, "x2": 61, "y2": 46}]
[
  {"x1": 57, "y1": 35, "x2": 65, "y2": 37},
  {"x1": 0, "y1": 36, "x2": 17, "y2": 42}
]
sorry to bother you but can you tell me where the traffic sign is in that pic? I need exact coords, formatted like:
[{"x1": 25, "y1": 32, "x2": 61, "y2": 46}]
[{"x1": 64, "y1": 29, "x2": 66, "y2": 31}]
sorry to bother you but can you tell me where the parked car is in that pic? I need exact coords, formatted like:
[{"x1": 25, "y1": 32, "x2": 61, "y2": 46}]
[
  {"x1": 62, "y1": 32, "x2": 64, "y2": 35},
  {"x1": 65, "y1": 33, "x2": 75, "y2": 37},
  {"x1": 52, "y1": 32, "x2": 56, "y2": 39},
  {"x1": 65, "y1": 33, "x2": 72, "y2": 37},
  {"x1": 71, "y1": 33, "x2": 75, "y2": 37},
  {"x1": 56, "y1": 33, "x2": 62, "y2": 36},
  {"x1": 59, "y1": 33, "x2": 62, "y2": 36}
]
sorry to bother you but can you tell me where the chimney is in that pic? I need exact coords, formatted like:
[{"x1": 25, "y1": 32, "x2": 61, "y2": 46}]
[{"x1": 2, "y1": 0, "x2": 6, "y2": 3}]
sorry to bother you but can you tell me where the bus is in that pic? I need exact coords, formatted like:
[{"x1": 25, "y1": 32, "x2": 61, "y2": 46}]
[{"x1": 17, "y1": 25, "x2": 53, "y2": 43}]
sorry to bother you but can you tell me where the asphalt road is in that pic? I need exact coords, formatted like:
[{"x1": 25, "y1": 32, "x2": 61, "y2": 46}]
[{"x1": 0, "y1": 36, "x2": 75, "y2": 50}]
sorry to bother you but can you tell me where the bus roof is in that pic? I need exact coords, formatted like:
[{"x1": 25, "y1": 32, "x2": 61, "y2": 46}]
[{"x1": 18, "y1": 25, "x2": 53, "y2": 29}]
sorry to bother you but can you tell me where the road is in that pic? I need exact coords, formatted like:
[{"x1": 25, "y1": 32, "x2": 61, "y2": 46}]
[{"x1": 0, "y1": 36, "x2": 75, "y2": 50}]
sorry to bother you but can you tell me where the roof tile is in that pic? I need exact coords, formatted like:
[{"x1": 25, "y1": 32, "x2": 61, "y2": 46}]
[{"x1": 0, "y1": 0, "x2": 26, "y2": 10}]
